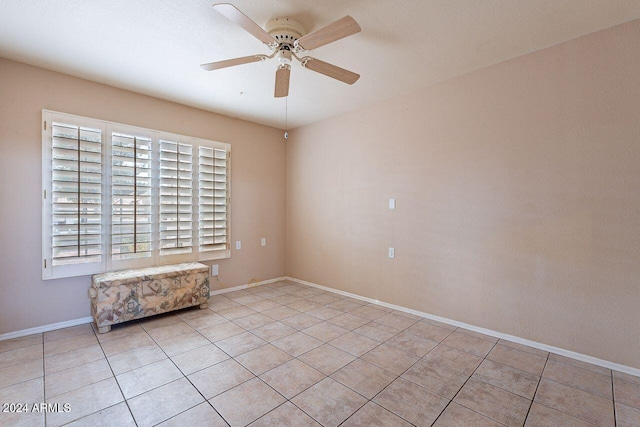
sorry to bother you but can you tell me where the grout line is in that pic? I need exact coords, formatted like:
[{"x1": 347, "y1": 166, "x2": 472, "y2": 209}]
[
  {"x1": 104, "y1": 319, "x2": 205, "y2": 425},
  {"x1": 611, "y1": 370, "x2": 617, "y2": 427},
  {"x1": 92, "y1": 323, "x2": 139, "y2": 427},
  {"x1": 40, "y1": 323, "x2": 139, "y2": 426},
  {"x1": 41, "y1": 332, "x2": 46, "y2": 427},
  {"x1": 141, "y1": 317, "x2": 232, "y2": 426},
  {"x1": 347, "y1": 342, "x2": 433, "y2": 425},
  {"x1": 522, "y1": 349, "x2": 550, "y2": 424},
  {"x1": 184, "y1": 304, "x2": 298, "y2": 426},
  {"x1": 429, "y1": 340, "x2": 503, "y2": 426}
]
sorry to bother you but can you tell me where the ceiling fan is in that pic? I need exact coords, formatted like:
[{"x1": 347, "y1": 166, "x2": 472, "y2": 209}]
[{"x1": 201, "y1": 3, "x2": 361, "y2": 97}]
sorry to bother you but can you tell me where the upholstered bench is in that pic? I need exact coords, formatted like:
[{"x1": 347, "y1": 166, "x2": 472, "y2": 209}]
[{"x1": 89, "y1": 262, "x2": 210, "y2": 333}]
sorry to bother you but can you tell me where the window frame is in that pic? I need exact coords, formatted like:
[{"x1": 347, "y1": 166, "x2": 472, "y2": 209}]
[{"x1": 42, "y1": 110, "x2": 231, "y2": 280}]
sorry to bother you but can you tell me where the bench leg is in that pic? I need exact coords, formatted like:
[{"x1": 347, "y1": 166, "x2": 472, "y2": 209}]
[
  {"x1": 97, "y1": 325, "x2": 111, "y2": 334},
  {"x1": 199, "y1": 302, "x2": 209, "y2": 309}
]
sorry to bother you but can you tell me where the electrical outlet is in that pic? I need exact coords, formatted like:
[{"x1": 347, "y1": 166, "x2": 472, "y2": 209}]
[
  {"x1": 389, "y1": 198, "x2": 396, "y2": 210},
  {"x1": 211, "y1": 264, "x2": 219, "y2": 276},
  {"x1": 261, "y1": 238, "x2": 266, "y2": 246},
  {"x1": 235, "y1": 241, "x2": 241, "y2": 250},
  {"x1": 388, "y1": 247, "x2": 395, "y2": 258}
]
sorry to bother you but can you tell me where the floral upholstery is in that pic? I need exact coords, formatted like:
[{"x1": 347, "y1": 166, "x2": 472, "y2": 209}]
[{"x1": 90, "y1": 262, "x2": 210, "y2": 331}]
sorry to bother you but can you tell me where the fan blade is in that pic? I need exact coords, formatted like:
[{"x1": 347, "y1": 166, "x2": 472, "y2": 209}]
[
  {"x1": 213, "y1": 3, "x2": 276, "y2": 45},
  {"x1": 296, "y1": 16, "x2": 361, "y2": 51},
  {"x1": 274, "y1": 66, "x2": 290, "y2": 98},
  {"x1": 302, "y1": 57, "x2": 360, "y2": 85},
  {"x1": 200, "y1": 55, "x2": 265, "y2": 71}
]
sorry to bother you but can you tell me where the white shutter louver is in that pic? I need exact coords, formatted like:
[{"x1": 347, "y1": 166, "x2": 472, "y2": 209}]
[
  {"x1": 111, "y1": 133, "x2": 153, "y2": 260},
  {"x1": 50, "y1": 122, "x2": 102, "y2": 266},
  {"x1": 159, "y1": 140, "x2": 193, "y2": 255},
  {"x1": 199, "y1": 147, "x2": 228, "y2": 253}
]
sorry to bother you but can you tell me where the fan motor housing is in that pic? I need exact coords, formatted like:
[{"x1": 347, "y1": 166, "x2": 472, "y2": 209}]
[{"x1": 265, "y1": 17, "x2": 305, "y2": 46}]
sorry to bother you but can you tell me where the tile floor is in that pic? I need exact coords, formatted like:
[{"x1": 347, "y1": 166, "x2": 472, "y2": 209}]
[{"x1": 0, "y1": 280, "x2": 638, "y2": 426}]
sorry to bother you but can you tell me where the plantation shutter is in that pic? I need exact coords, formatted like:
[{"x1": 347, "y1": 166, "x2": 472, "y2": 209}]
[
  {"x1": 159, "y1": 140, "x2": 193, "y2": 255},
  {"x1": 44, "y1": 110, "x2": 231, "y2": 279},
  {"x1": 111, "y1": 132, "x2": 153, "y2": 260},
  {"x1": 198, "y1": 146, "x2": 229, "y2": 253},
  {"x1": 50, "y1": 122, "x2": 103, "y2": 266}
]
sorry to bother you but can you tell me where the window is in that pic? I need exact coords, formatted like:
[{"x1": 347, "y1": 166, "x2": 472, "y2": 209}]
[
  {"x1": 198, "y1": 146, "x2": 229, "y2": 253},
  {"x1": 111, "y1": 131, "x2": 153, "y2": 261},
  {"x1": 159, "y1": 140, "x2": 194, "y2": 256},
  {"x1": 42, "y1": 111, "x2": 231, "y2": 279}
]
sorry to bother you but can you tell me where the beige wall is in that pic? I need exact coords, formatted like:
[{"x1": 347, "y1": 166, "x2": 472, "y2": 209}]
[
  {"x1": 286, "y1": 20, "x2": 640, "y2": 369},
  {"x1": 0, "y1": 58, "x2": 286, "y2": 334}
]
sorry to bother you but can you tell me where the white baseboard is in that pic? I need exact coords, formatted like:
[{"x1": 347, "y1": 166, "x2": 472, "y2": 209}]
[
  {"x1": 0, "y1": 316, "x2": 93, "y2": 342},
  {"x1": 3, "y1": 275, "x2": 638, "y2": 378},
  {"x1": 285, "y1": 276, "x2": 640, "y2": 378},
  {"x1": 0, "y1": 277, "x2": 287, "y2": 341},
  {"x1": 209, "y1": 276, "x2": 287, "y2": 295}
]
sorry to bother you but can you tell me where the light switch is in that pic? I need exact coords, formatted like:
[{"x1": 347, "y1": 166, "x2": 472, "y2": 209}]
[
  {"x1": 388, "y1": 247, "x2": 395, "y2": 258},
  {"x1": 261, "y1": 238, "x2": 266, "y2": 246},
  {"x1": 389, "y1": 198, "x2": 396, "y2": 210},
  {"x1": 235, "y1": 241, "x2": 241, "y2": 250}
]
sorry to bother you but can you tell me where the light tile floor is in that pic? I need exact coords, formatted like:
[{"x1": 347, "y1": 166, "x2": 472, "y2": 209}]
[{"x1": 0, "y1": 280, "x2": 638, "y2": 426}]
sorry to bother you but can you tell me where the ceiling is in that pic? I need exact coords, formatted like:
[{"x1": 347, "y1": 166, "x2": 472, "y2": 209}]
[{"x1": 1, "y1": 1, "x2": 640, "y2": 129}]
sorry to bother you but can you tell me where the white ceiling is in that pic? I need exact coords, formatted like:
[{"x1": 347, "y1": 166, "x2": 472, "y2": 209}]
[{"x1": 2, "y1": 1, "x2": 640, "y2": 129}]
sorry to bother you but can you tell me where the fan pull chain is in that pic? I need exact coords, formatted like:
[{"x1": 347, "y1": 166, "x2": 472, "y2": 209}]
[{"x1": 284, "y1": 96, "x2": 289, "y2": 139}]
